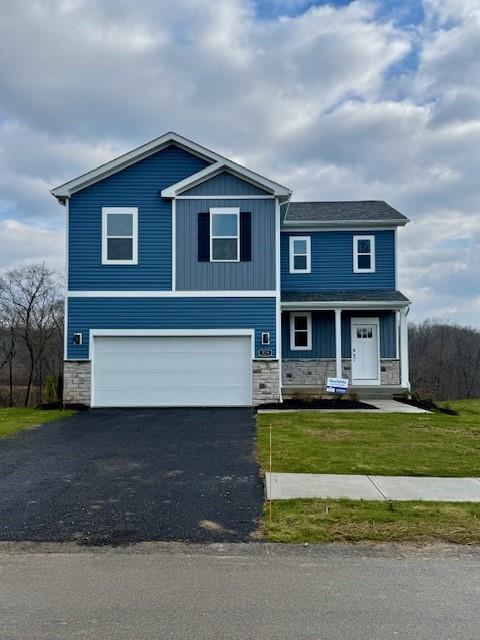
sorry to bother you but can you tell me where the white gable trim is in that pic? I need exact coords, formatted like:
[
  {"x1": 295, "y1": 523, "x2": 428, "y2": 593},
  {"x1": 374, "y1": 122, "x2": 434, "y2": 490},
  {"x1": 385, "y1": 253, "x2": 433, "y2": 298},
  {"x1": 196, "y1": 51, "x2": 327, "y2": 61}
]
[
  {"x1": 161, "y1": 162, "x2": 290, "y2": 199},
  {"x1": 51, "y1": 131, "x2": 291, "y2": 202}
]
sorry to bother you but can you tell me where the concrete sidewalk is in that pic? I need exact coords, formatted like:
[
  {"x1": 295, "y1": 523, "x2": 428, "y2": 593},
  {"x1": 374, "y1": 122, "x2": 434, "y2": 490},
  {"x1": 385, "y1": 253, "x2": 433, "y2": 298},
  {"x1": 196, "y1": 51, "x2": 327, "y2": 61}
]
[
  {"x1": 258, "y1": 399, "x2": 429, "y2": 414},
  {"x1": 265, "y1": 472, "x2": 480, "y2": 502}
]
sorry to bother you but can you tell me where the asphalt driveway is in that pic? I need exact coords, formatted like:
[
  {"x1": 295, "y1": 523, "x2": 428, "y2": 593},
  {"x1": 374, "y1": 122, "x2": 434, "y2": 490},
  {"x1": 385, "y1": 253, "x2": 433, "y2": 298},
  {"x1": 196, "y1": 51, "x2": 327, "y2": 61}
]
[{"x1": 0, "y1": 408, "x2": 264, "y2": 544}]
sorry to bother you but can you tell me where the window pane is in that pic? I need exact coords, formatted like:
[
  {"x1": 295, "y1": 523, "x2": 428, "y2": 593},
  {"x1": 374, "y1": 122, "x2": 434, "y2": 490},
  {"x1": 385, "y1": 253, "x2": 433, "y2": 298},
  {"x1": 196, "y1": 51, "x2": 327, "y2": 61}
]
[
  {"x1": 107, "y1": 237, "x2": 133, "y2": 260},
  {"x1": 294, "y1": 316, "x2": 308, "y2": 331},
  {"x1": 212, "y1": 213, "x2": 237, "y2": 236},
  {"x1": 358, "y1": 254, "x2": 371, "y2": 269},
  {"x1": 294, "y1": 255, "x2": 307, "y2": 270},
  {"x1": 293, "y1": 239, "x2": 307, "y2": 254},
  {"x1": 212, "y1": 237, "x2": 238, "y2": 260},
  {"x1": 357, "y1": 239, "x2": 371, "y2": 253},
  {"x1": 107, "y1": 213, "x2": 133, "y2": 236},
  {"x1": 294, "y1": 331, "x2": 308, "y2": 347}
]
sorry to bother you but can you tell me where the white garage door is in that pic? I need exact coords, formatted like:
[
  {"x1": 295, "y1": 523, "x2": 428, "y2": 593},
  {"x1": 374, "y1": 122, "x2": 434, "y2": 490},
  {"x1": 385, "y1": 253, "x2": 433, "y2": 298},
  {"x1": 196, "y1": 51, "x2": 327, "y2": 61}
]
[{"x1": 92, "y1": 335, "x2": 252, "y2": 407}]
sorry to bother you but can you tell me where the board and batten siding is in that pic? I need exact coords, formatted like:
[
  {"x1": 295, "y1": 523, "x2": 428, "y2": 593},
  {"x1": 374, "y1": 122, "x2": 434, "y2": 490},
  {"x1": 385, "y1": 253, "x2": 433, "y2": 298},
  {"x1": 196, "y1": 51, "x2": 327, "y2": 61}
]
[
  {"x1": 181, "y1": 171, "x2": 270, "y2": 196},
  {"x1": 176, "y1": 198, "x2": 276, "y2": 290},
  {"x1": 281, "y1": 230, "x2": 396, "y2": 291},
  {"x1": 282, "y1": 311, "x2": 396, "y2": 359},
  {"x1": 67, "y1": 297, "x2": 277, "y2": 360},
  {"x1": 68, "y1": 145, "x2": 209, "y2": 291}
]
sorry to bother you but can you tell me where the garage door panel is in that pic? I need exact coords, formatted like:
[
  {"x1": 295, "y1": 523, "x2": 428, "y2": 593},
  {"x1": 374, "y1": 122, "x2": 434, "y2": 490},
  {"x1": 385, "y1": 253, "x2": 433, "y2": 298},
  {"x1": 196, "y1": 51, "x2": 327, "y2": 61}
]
[{"x1": 93, "y1": 335, "x2": 252, "y2": 407}]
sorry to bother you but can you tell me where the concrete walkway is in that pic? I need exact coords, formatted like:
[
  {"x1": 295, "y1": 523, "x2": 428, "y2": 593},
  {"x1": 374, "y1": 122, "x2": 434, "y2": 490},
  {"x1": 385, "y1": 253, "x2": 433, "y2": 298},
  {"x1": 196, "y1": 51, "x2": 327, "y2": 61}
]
[
  {"x1": 265, "y1": 472, "x2": 480, "y2": 502},
  {"x1": 258, "y1": 399, "x2": 429, "y2": 414}
]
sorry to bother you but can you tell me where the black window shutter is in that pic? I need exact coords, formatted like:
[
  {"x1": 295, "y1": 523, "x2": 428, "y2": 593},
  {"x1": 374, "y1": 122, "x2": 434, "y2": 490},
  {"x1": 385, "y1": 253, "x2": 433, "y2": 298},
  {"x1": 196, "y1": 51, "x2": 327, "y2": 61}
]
[
  {"x1": 198, "y1": 212, "x2": 210, "y2": 261},
  {"x1": 240, "y1": 212, "x2": 252, "y2": 261}
]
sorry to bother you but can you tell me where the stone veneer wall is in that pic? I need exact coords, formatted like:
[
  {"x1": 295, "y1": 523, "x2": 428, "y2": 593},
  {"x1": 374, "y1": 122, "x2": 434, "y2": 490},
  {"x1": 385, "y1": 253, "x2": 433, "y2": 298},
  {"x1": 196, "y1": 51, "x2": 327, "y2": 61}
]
[
  {"x1": 64, "y1": 359, "x2": 279, "y2": 407},
  {"x1": 380, "y1": 359, "x2": 400, "y2": 385},
  {"x1": 252, "y1": 360, "x2": 280, "y2": 406},
  {"x1": 282, "y1": 359, "x2": 400, "y2": 387},
  {"x1": 64, "y1": 361, "x2": 91, "y2": 405}
]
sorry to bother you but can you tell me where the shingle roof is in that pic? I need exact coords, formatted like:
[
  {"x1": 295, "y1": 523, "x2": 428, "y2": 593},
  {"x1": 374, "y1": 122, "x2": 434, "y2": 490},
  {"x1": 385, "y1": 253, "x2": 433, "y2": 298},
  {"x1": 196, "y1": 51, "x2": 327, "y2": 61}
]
[
  {"x1": 281, "y1": 290, "x2": 410, "y2": 303},
  {"x1": 283, "y1": 201, "x2": 408, "y2": 225}
]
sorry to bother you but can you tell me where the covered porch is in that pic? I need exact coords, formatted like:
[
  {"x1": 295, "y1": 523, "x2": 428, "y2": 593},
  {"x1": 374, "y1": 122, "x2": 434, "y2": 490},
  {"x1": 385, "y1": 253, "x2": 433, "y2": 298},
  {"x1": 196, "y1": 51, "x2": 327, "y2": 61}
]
[{"x1": 280, "y1": 291, "x2": 410, "y2": 399}]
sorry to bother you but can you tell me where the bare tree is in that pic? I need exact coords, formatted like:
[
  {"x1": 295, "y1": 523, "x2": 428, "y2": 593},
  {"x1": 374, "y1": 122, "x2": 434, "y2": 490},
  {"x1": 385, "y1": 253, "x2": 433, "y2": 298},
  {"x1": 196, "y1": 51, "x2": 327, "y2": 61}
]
[
  {"x1": 0, "y1": 263, "x2": 63, "y2": 406},
  {"x1": 409, "y1": 320, "x2": 480, "y2": 400}
]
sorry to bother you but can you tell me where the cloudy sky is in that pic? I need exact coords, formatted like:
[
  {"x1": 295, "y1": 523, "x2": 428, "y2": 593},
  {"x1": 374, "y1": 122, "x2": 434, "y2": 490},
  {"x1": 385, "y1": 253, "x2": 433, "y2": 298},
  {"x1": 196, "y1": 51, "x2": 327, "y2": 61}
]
[{"x1": 0, "y1": 0, "x2": 479, "y2": 325}]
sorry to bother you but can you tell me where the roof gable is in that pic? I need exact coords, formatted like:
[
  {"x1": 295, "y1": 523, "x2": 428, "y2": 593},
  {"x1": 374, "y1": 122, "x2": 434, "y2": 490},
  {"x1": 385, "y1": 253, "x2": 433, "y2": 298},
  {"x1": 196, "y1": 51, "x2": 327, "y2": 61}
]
[
  {"x1": 181, "y1": 170, "x2": 271, "y2": 196},
  {"x1": 52, "y1": 131, "x2": 290, "y2": 202}
]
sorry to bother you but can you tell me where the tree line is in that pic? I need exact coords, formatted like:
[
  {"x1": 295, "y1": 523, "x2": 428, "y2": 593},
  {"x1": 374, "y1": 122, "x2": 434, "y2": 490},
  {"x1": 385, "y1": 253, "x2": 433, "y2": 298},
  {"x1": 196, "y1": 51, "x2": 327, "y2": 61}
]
[{"x1": 0, "y1": 262, "x2": 479, "y2": 405}]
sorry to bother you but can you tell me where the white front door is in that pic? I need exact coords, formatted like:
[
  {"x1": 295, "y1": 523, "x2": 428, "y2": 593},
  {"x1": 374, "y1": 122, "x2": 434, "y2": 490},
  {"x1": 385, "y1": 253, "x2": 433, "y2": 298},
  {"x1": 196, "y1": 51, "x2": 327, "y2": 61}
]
[{"x1": 351, "y1": 319, "x2": 380, "y2": 385}]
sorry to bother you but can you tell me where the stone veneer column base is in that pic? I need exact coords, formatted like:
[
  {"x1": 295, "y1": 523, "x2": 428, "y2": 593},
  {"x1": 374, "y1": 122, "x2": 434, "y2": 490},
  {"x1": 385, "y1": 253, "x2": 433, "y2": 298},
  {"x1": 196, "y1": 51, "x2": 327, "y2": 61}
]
[
  {"x1": 252, "y1": 360, "x2": 280, "y2": 406},
  {"x1": 64, "y1": 361, "x2": 91, "y2": 406}
]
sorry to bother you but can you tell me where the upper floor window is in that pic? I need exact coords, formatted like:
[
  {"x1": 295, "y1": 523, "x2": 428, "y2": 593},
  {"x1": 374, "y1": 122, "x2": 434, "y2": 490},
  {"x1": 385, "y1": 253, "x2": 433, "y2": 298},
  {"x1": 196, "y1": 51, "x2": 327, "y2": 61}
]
[
  {"x1": 210, "y1": 208, "x2": 240, "y2": 262},
  {"x1": 102, "y1": 207, "x2": 138, "y2": 265},
  {"x1": 353, "y1": 235, "x2": 375, "y2": 273},
  {"x1": 290, "y1": 312, "x2": 312, "y2": 350},
  {"x1": 289, "y1": 236, "x2": 311, "y2": 273}
]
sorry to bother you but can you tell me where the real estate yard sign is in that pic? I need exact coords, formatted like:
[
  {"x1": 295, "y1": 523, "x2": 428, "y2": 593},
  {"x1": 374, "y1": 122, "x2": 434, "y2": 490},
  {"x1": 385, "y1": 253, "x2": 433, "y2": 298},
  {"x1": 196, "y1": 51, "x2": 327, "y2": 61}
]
[{"x1": 325, "y1": 377, "x2": 349, "y2": 395}]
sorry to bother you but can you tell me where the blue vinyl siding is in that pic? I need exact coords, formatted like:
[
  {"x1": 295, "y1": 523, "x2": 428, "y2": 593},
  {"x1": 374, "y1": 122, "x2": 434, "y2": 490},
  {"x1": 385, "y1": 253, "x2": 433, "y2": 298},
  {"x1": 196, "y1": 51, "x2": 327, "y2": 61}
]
[
  {"x1": 176, "y1": 198, "x2": 276, "y2": 290},
  {"x1": 282, "y1": 311, "x2": 396, "y2": 359},
  {"x1": 281, "y1": 230, "x2": 396, "y2": 291},
  {"x1": 68, "y1": 145, "x2": 209, "y2": 291},
  {"x1": 182, "y1": 171, "x2": 270, "y2": 196},
  {"x1": 67, "y1": 297, "x2": 277, "y2": 359}
]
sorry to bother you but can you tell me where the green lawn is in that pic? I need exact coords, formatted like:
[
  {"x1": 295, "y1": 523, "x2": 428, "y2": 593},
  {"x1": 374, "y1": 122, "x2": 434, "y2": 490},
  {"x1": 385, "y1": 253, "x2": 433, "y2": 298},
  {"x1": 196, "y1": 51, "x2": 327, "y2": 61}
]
[
  {"x1": 0, "y1": 407, "x2": 76, "y2": 438},
  {"x1": 263, "y1": 498, "x2": 480, "y2": 544},
  {"x1": 257, "y1": 400, "x2": 480, "y2": 477}
]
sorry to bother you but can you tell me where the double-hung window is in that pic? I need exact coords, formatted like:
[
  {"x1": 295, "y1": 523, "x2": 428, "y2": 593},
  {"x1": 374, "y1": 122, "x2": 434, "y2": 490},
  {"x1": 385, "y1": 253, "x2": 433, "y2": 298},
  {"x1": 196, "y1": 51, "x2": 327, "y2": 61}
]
[
  {"x1": 210, "y1": 208, "x2": 240, "y2": 262},
  {"x1": 290, "y1": 312, "x2": 312, "y2": 350},
  {"x1": 353, "y1": 235, "x2": 375, "y2": 273},
  {"x1": 289, "y1": 236, "x2": 311, "y2": 273},
  {"x1": 102, "y1": 207, "x2": 138, "y2": 265}
]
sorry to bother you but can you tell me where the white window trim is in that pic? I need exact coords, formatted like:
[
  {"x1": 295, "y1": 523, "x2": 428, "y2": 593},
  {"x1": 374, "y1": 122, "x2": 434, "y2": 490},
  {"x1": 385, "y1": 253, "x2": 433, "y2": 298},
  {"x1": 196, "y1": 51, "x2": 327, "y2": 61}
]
[
  {"x1": 209, "y1": 207, "x2": 240, "y2": 263},
  {"x1": 102, "y1": 207, "x2": 138, "y2": 265},
  {"x1": 353, "y1": 235, "x2": 375, "y2": 273},
  {"x1": 289, "y1": 236, "x2": 311, "y2": 273},
  {"x1": 290, "y1": 312, "x2": 312, "y2": 351}
]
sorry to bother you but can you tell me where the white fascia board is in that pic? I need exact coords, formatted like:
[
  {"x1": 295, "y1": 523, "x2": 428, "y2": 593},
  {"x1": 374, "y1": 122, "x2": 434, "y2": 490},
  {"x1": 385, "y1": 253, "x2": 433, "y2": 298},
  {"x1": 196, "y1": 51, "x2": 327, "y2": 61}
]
[
  {"x1": 280, "y1": 226, "x2": 397, "y2": 233},
  {"x1": 281, "y1": 219, "x2": 409, "y2": 229},
  {"x1": 68, "y1": 290, "x2": 277, "y2": 298},
  {"x1": 51, "y1": 131, "x2": 291, "y2": 201},
  {"x1": 162, "y1": 162, "x2": 291, "y2": 198},
  {"x1": 281, "y1": 301, "x2": 410, "y2": 310}
]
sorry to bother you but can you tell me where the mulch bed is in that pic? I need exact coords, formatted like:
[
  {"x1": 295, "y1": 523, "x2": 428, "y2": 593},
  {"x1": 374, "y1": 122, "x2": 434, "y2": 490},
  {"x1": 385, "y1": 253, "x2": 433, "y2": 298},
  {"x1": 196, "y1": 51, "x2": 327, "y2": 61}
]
[
  {"x1": 258, "y1": 398, "x2": 378, "y2": 410},
  {"x1": 395, "y1": 397, "x2": 458, "y2": 415}
]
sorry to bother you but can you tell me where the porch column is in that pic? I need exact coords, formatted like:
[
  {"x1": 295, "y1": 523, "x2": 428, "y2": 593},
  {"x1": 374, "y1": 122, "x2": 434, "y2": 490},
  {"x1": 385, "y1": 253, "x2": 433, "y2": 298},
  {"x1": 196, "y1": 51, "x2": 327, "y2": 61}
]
[
  {"x1": 335, "y1": 308, "x2": 342, "y2": 379},
  {"x1": 399, "y1": 307, "x2": 410, "y2": 389}
]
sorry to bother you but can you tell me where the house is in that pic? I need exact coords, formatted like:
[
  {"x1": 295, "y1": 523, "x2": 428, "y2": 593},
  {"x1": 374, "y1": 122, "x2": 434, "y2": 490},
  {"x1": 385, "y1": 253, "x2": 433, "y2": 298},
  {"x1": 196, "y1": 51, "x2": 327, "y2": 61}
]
[{"x1": 51, "y1": 132, "x2": 410, "y2": 407}]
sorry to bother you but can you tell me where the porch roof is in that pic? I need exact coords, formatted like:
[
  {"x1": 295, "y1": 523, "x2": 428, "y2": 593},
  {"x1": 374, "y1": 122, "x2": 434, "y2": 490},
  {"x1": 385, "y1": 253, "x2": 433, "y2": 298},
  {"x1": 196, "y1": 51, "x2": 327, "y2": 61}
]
[{"x1": 281, "y1": 290, "x2": 410, "y2": 309}]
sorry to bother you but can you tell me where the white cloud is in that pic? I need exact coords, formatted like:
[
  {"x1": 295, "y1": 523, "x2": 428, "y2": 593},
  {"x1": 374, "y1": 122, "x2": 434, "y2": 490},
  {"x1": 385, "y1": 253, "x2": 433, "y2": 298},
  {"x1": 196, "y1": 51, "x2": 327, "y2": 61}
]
[{"x1": 0, "y1": 0, "x2": 478, "y2": 324}]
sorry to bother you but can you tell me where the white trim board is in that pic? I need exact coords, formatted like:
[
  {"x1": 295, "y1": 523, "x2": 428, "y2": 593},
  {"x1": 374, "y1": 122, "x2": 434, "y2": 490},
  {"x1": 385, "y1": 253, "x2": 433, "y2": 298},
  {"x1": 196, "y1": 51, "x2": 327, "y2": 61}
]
[
  {"x1": 282, "y1": 219, "x2": 409, "y2": 228},
  {"x1": 280, "y1": 226, "x2": 397, "y2": 233},
  {"x1": 52, "y1": 132, "x2": 291, "y2": 201},
  {"x1": 68, "y1": 290, "x2": 277, "y2": 298},
  {"x1": 176, "y1": 195, "x2": 275, "y2": 200},
  {"x1": 282, "y1": 301, "x2": 410, "y2": 310}
]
